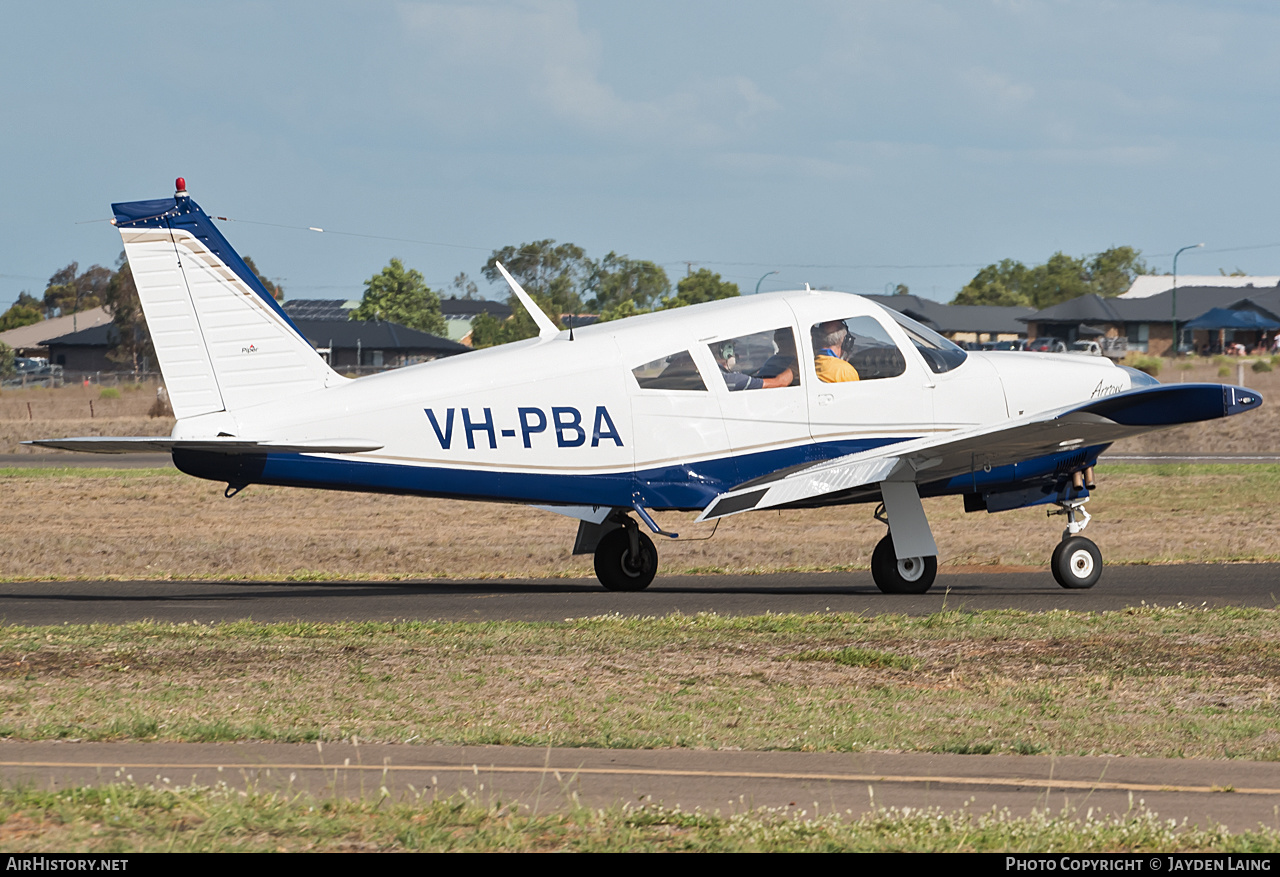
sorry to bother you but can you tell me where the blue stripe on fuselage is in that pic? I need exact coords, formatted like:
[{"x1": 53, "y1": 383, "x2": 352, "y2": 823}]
[
  {"x1": 176, "y1": 438, "x2": 907, "y2": 511},
  {"x1": 171, "y1": 437, "x2": 1104, "y2": 512}
]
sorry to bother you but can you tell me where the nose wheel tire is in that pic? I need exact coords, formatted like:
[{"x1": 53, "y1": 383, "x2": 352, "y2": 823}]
[
  {"x1": 870, "y1": 534, "x2": 937, "y2": 594},
  {"x1": 1051, "y1": 535, "x2": 1102, "y2": 589},
  {"x1": 594, "y1": 528, "x2": 658, "y2": 591}
]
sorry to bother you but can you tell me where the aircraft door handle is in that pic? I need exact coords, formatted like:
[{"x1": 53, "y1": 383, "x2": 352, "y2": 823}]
[{"x1": 817, "y1": 394, "x2": 833, "y2": 406}]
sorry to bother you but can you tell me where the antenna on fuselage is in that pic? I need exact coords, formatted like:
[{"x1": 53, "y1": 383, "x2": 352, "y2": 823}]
[{"x1": 494, "y1": 261, "x2": 559, "y2": 340}]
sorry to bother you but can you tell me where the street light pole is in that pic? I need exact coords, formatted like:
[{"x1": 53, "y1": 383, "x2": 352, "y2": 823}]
[
  {"x1": 754, "y1": 271, "x2": 778, "y2": 295},
  {"x1": 1171, "y1": 243, "x2": 1204, "y2": 357}
]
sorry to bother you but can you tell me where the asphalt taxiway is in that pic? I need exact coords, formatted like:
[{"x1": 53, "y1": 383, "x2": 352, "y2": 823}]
[
  {"x1": 0, "y1": 563, "x2": 1276, "y2": 625},
  {"x1": 3, "y1": 741, "x2": 1278, "y2": 832}
]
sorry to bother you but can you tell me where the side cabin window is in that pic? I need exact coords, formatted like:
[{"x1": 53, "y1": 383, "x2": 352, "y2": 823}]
[
  {"x1": 706, "y1": 327, "x2": 801, "y2": 392},
  {"x1": 631, "y1": 350, "x2": 707, "y2": 391},
  {"x1": 809, "y1": 316, "x2": 906, "y2": 383},
  {"x1": 886, "y1": 310, "x2": 969, "y2": 374}
]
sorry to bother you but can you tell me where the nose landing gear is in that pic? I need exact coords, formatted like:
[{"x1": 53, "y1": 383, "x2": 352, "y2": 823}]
[{"x1": 1049, "y1": 495, "x2": 1100, "y2": 589}]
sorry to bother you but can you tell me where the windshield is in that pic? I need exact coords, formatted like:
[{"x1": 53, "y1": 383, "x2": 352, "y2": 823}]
[{"x1": 886, "y1": 311, "x2": 968, "y2": 373}]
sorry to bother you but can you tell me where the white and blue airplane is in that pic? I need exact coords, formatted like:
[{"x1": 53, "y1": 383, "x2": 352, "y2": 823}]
[{"x1": 32, "y1": 180, "x2": 1264, "y2": 593}]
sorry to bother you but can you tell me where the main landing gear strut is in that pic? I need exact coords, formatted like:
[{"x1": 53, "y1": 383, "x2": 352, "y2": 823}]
[
  {"x1": 869, "y1": 496, "x2": 938, "y2": 595},
  {"x1": 575, "y1": 513, "x2": 660, "y2": 591}
]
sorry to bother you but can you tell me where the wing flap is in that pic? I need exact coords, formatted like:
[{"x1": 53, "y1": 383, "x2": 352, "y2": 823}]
[
  {"x1": 23, "y1": 437, "x2": 383, "y2": 455},
  {"x1": 696, "y1": 383, "x2": 1261, "y2": 521}
]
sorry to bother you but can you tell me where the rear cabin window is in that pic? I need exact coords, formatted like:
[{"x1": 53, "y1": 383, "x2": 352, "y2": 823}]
[
  {"x1": 705, "y1": 327, "x2": 801, "y2": 392},
  {"x1": 809, "y1": 316, "x2": 906, "y2": 382},
  {"x1": 631, "y1": 350, "x2": 707, "y2": 391}
]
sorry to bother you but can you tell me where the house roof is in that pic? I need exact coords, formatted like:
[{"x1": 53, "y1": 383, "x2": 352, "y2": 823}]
[
  {"x1": 440, "y1": 298, "x2": 512, "y2": 319},
  {"x1": 1024, "y1": 285, "x2": 1280, "y2": 324},
  {"x1": 1018, "y1": 294, "x2": 1125, "y2": 325},
  {"x1": 291, "y1": 319, "x2": 468, "y2": 355},
  {"x1": 863, "y1": 294, "x2": 1035, "y2": 334},
  {"x1": 1121, "y1": 275, "x2": 1280, "y2": 299},
  {"x1": 0, "y1": 307, "x2": 112, "y2": 350},
  {"x1": 282, "y1": 299, "x2": 357, "y2": 320},
  {"x1": 39, "y1": 323, "x2": 119, "y2": 347}
]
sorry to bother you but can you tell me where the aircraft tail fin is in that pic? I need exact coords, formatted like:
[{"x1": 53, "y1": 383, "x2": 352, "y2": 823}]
[{"x1": 112, "y1": 179, "x2": 344, "y2": 420}]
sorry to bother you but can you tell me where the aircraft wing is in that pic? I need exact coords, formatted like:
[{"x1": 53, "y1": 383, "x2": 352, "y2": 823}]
[
  {"x1": 696, "y1": 383, "x2": 1261, "y2": 521},
  {"x1": 23, "y1": 437, "x2": 383, "y2": 455}
]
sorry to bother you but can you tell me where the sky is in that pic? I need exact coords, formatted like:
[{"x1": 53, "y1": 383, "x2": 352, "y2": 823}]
[{"x1": 3, "y1": 0, "x2": 1280, "y2": 310}]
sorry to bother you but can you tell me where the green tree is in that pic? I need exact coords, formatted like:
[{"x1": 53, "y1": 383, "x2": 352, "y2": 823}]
[
  {"x1": 104, "y1": 252, "x2": 154, "y2": 375},
  {"x1": 954, "y1": 247, "x2": 1150, "y2": 308},
  {"x1": 467, "y1": 310, "x2": 504, "y2": 348},
  {"x1": 41, "y1": 263, "x2": 111, "y2": 318},
  {"x1": 483, "y1": 240, "x2": 590, "y2": 319},
  {"x1": 952, "y1": 259, "x2": 1031, "y2": 306},
  {"x1": 450, "y1": 272, "x2": 480, "y2": 300},
  {"x1": 0, "y1": 292, "x2": 43, "y2": 331},
  {"x1": 660, "y1": 268, "x2": 740, "y2": 309},
  {"x1": 350, "y1": 259, "x2": 446, "y2": 336},
  {"x1": 598, "y1": 297, "x2": 647, "y2": 323},
  {"x1": 0, "y1": 341, "x2": 14, "y2": 378},
  {"x1": 1024, "y1": 252, "x2": 1090, "y2": 309},
  {"x1": 587, "y1": 253, "x2": 670, "y2": 313},
  {"x1": 242, "y1": 255, "x2": 284, "y2": 301},
  {"x1": 1086, "y1": 246, "x2": 1148, "y2": 298}
]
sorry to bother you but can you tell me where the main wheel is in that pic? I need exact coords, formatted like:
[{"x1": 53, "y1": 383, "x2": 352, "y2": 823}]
[
  {"x1": 870, "y1": 534, "x2": 937, "y2": 594},
  {"x1": 594, "y1": 528, "x2": 658, "y2": 592},
  {"x1": 1051, "y1": 535, "x2": 1101, "y2": 589}
]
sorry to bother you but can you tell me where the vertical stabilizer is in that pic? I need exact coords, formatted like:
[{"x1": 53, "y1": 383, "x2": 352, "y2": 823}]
[{"x1": 112, "y1": 180, "x2": 343, "y2": 420}]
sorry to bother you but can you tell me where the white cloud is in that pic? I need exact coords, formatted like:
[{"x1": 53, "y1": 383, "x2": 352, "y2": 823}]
[{"x1": 396, "y1": 0, "x2": 777, "y2": 144}]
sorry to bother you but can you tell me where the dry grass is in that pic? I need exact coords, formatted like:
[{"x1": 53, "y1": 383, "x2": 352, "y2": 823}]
[
  {"x1": 1, "y1": 609, "x2": 1278, "y2": 759},
  {"x1": 1111, "y1": 359, "x2": 1280, "y2": 455},
  {"x1": 0, "y1": 464, "x2": 1275, "y2": 580},
  {"x1": 0, "y1": 382, "x2": 173, "y2": 453}
]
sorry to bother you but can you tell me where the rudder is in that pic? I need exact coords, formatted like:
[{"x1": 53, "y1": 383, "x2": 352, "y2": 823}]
[{"x1": 113, "y1": 180, "x2": 343, "y2": 420}]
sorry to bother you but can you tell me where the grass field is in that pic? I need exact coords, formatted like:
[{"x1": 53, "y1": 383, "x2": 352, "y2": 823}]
[
  {"x1": 3, "y1": 783, "x2": 1277, "y2": 852},
  {"x1": 2, "y1": 609, "x2": 1278, "y2": 758},
  {"x1": 0, "y1": 463, "x2": 1275, "y2": 580}
]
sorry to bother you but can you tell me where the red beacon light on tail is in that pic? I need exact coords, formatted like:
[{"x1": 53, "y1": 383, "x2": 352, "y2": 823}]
[{"x1": 175, "y1": 177, "x2": 188, "y2": 197}]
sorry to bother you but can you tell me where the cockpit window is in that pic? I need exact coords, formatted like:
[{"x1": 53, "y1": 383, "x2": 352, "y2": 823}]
[
  {"x1": 809, "y1": 316, "x2": 906, "y2": 382},
  {"x1": 631, "y1": 350, "x2": 707, "y2": 391},
  {"x1": 706, "y1": 327, "x2": 800, "y2": 392},
  {"x1": 886, "y1": 310, "x2": 969, "y2": 374}
]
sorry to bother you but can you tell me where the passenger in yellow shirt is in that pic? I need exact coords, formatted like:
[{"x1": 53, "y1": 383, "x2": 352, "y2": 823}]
[{"x1": 812, "y1": 320, "x2": 860, "y2": 382}]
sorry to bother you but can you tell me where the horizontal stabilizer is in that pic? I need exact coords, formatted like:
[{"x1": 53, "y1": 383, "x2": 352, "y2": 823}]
[
  {"x1": 23, "y1": 437, "x2": 382, "y2": 455},
  {"x1": 697, "y1": 383, "x2": 1262, "y2": 521}
]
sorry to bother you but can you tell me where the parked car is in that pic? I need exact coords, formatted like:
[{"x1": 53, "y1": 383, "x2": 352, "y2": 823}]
[
  {"x1": 3, "y1": 358, "x2": 64, "y2": 388},
  {"x1": 1026, "y1": 338, "x2": 1067, "y2": 353},
  {"x1": 1068, "y1": 340, "x2": 1103, "y2": 356},
  {"x1": 988, "y1": 340, "x2": 1028, "y2": 351}
]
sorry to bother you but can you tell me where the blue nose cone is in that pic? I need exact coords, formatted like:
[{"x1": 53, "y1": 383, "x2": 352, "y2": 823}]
[{"x1": 1225, "y1": 386, "x2": 1263, "y2": 416}]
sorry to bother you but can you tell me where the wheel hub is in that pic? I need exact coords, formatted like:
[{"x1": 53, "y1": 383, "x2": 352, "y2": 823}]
[
  {"x1": 896, "y1": 557, "x2": 925, "y2": 582},
  {"x1": 1068, "y1": 548, "x2": 1094, "y2": 579}
]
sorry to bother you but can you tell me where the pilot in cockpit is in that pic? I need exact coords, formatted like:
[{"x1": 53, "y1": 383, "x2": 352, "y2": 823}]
[
  {"x1": 758, "y1": 328, "x2": 800, "y2": 385},
  {"x1": 812, "y1": 320, "x2": 860, "y2": 383},
  {"x1": 711, "y1": 341, "x2": 794, "y2": 391}
]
